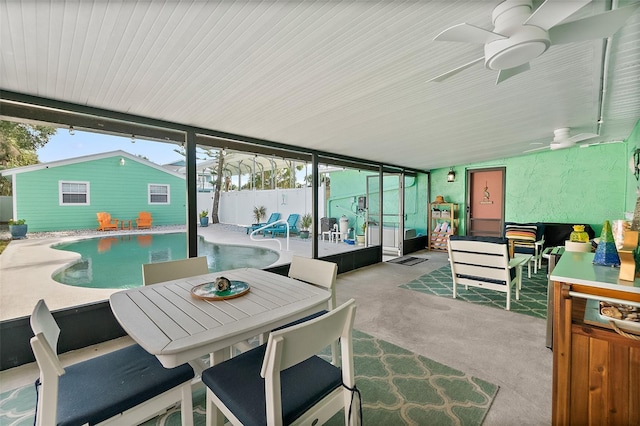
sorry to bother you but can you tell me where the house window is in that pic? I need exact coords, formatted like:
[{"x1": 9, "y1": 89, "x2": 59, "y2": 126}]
[
  {"x1": 60, "y1": 181, "x2": 90, "y2": 205},
  {"x1": 149, "y1": 184, "x2": 170, "y2": 204}
]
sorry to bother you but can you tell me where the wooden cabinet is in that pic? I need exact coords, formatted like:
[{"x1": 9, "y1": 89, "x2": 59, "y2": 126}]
[
  {"x1": 551, "y1": 253, "x2": 640, "y2": 425},
  {"x1": 428, "y1": 203, "x2": 458, "y2": 251}
]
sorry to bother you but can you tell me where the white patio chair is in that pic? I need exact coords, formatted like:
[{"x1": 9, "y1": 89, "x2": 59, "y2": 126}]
[
  {"x1": 448, "y1": 236, "x2": 525, "y2": 310},
  {"x1": 29, "y1": 299, "x2": 194, "y2": 426},
  {"x1": 283, "y1": 256, "x2": 338, "y2": 364},
  {"x1": 141, "y1": 256, "x2": 209, "y2": 285},
  {"x1": 241, "y1": 256, "x2": 339, "y2": 363},
  {"x1": 201, "y1": 299, "x2": 359, "y2": 426}
]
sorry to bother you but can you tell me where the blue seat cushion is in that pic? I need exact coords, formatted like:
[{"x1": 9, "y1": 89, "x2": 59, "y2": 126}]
[
  {"x1": 456, "y1": 272, "x2": 512, "y2": 285},
  {"x1": 55, "y1": 344, "x2": 194, "y2": 426},
  {"x1": 271, "y1": 310, "x2": 327, "y2": 332},
  {"x1": 201, "y1": 344, "x2": 342, "y2": 425}
]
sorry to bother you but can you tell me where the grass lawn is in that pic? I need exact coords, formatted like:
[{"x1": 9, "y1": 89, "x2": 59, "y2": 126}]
[{"x1": 0, "y1": 239, "x2": 10, "y2": 255}]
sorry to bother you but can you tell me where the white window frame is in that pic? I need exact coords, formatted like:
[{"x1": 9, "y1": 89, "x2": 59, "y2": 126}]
[
  {"x1": 59, "y1": 181, "x2": 90, "y2": 206},
  {"x1": 148, "y1": 183, "x2": 170, "y2": 205}
]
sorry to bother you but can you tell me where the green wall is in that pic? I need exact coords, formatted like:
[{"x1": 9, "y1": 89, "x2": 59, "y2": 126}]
[
  {"x1": 13, "y1": 156, "x2": 187, "y2": 231},
  {"x1": 430, "y1": 120, "x2": 640, "y2": 237}
]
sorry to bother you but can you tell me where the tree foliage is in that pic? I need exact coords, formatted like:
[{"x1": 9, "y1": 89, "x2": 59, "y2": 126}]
[
  {"x1": 174, "y1": 146, "x2": 225, "y2": 223},
  {"x1": 0, "y1": 121, "x2": 57, "y2": 195}
]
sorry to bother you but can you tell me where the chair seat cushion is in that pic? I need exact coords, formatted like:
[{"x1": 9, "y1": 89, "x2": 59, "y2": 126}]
[
  {"x1": 56, "y1": 344, "x2": 194, "y2": 426},
  {"x1": 271, "y1": 310, "x2": 327, "y2": 332},
  {"x1": 201, "y1": 344, "x2": 341, "y2": 425},
  {"x1": 456, "y1": 273, "x2": 509, "y2": 286},
  {"x1": 513, "y1": 245, "x2": 535, "y2": 255}
]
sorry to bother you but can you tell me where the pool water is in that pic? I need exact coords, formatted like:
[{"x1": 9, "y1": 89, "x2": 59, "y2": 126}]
[{"x1": 52, "y1": 233, "x2": 280, "y2": 289}]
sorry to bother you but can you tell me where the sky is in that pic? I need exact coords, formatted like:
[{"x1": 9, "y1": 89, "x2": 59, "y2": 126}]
[
  {"x1": 37, "y1": 129, "x2": 185, "y2": 165},
  {"x1": 36, "y1": 127, "x2": 310, "y2": 184}
]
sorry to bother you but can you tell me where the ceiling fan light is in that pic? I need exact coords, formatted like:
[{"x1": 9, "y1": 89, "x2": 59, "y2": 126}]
[{"x1": 484, "y1": 26, "x2": 550, "y2": 70}]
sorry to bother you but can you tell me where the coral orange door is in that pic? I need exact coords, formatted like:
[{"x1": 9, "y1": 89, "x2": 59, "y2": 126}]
[{"x1": 466, "y1": 168, "x2": 505, "y2": 237}]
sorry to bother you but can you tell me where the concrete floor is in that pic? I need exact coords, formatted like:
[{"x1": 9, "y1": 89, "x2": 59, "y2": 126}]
[
  {"x1": 0, "y1": 228, "x2": 552, "y2": 425},
  {"x1": 336, "y1": 251, "x2": 552, "y2": 425}
]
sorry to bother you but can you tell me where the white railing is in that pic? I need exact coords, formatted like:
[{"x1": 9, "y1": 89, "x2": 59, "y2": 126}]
[{"x1": 249, "y1": 219, "x2": 290, "y2": 251}]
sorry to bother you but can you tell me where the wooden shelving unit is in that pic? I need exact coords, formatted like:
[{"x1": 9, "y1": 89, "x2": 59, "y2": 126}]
[{"x1": 428, "y1": 202, "x2": 458, "y2": 251}]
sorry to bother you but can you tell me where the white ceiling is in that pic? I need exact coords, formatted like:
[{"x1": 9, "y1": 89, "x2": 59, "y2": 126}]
[{"x1": 1, "y1": 0, "x2": 639, "y2": 171}]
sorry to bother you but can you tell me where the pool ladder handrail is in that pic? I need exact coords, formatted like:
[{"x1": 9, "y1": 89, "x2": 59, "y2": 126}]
[{"x1": 249, "y1": 219, "x2": 290, "y2": 251}]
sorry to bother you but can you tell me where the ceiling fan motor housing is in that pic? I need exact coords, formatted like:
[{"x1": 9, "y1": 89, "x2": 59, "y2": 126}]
[{"x1": 485, "y1": 0, "x2": 551, "y2": 70}]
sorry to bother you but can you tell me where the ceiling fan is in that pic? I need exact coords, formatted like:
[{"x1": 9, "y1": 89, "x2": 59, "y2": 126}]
[
  {"x1": 427, "y1": 0, "x2": 640, "y2": 84},
  {"x1": 525, "y1": 128, "x2": 598, "y2": 152}
]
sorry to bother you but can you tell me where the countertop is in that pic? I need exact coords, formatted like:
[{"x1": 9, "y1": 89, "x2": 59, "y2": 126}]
[{"x1": 550, "y1": 251, "x2": 640, "y2": 295}]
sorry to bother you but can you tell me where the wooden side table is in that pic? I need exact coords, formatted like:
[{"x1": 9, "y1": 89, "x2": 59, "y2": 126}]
[{"x1": 121, "y1": 220, "x2": 132, "y2": 230}]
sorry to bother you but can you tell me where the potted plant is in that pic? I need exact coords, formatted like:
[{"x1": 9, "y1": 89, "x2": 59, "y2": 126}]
[
  {"x1": 252, "y1": 206, "x2": 266, "y2": 224},
  {"x1": 8, "y1": 218, "x2": 28, "y2": 239},
  {"x1": 356, "y1": 221, "x2": 366, "y2": 245},
  {"x1": 199, "y1": 210, "x2": 209, "y2": 227},
  {"x1": 299, "y1": 213, "x2": 312, "y2": 239}
]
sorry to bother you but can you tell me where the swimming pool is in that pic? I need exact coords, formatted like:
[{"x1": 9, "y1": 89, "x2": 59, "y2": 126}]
[{"x1": 52, "y1": 233, "x2": 280, "y2": 289}]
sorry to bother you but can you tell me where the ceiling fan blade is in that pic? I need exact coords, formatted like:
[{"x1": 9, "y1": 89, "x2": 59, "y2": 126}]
[
  {"x1": 579, "y1": 140, "x2": 623, "y2": 148},
  {"x1": 550, "y1": 140, "x2": 576, "y2": 150},
  {"x1": 427, "y1": 57, "x2": 484, "y2": 83},
  {"x1": 568, "y1": 133, "x2": 598, "y2": 143},
  {"x1": 495, "y1": 63, "x2": 530, "y2": 84},
  {"x1": 524, "y1": 0, "x2": 591, "y2": 30},
  {"x1": 524, "y1": 145, "x2": 549, "y2": 153},
  {"x1": 548, "y1": 3, "x2": 640, "y2": 45},
  {"x1": 434, "y1": 23, "x2": 506, "y2": 43}
]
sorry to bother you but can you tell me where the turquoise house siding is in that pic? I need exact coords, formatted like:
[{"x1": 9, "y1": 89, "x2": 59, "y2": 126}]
[
  {"x1": 9, "y1": 152, "x2": 186, "y2": 232},
  {"x1": 430, "y1": 121, "x2": 640, "y2": 237}
]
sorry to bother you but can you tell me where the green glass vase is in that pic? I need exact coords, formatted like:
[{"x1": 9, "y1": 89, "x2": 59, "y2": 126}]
[{"x1": 570, "y1": 225, "x2": 589, "y2": 243}]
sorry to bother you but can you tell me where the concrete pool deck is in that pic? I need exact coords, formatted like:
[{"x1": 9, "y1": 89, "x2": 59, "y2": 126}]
[{"x1": 0, "y1": 223, "x2": 360, "y2": 321}]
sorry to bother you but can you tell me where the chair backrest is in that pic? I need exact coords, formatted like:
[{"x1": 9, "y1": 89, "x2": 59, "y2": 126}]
[
  {"x1": 266, "y1": 212, "x2": 280, "y2": 223},
  {"x1": 30, "y1": 300, "x2": 66, "y2": 426},
  {"x1": 287, "y1": 214, "x2": 300, "y2": 228},
  {"x1": 288, "y1": 256, "x2": 337, "y2": 310},
  {"x1": 97, "y1": 212, "x2": 112, "y2": 224},
  {"x1": 260, "y1": 299, "x2": 357, "y2": 424},
  {"x1": 137, "y1": 211, "x2": 152, "y2": 223},
  {"x1": 142, "y1": 256, "x2": 209, "y2": 285},
  {"x1": 448, "y1": 236, "x2": 512, "y2": 283},
  {"x1": 31, "y1": 299, "x2": 61, "y2": 354}
]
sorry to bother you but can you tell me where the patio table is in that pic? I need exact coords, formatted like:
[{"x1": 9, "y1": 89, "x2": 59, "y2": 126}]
[{"x1": 109, "y1": 267, "x2": 331, "y2": 369}]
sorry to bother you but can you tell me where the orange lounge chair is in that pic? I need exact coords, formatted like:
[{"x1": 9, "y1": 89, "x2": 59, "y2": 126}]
[
  {"x1": 96, "y1": 212, "x2": 119, "y2": 231},
  {"x1": 136, "y1": 212, "x2": 153, "y2": 229}
]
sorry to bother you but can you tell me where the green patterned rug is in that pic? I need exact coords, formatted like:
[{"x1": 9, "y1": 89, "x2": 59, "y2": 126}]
[
  {"x1": 400, "y1": 264, "x2": 548, "y2": 319},
  {"x1": 0, "y1": 330, "x2": 498, "y2": 426}
]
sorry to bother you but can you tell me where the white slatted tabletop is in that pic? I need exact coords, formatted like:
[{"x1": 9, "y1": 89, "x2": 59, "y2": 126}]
[{"x1": 110, "y1": 268, "x2": 331, "y2": 368}]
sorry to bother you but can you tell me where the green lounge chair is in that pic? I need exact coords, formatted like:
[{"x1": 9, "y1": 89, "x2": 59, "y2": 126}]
[
  {"x1": 263, "y1": 214, "x2": 300, "y2": 238},
  {"x1": 246, "y1": 212, "x2": 280, "y2": 234}
]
